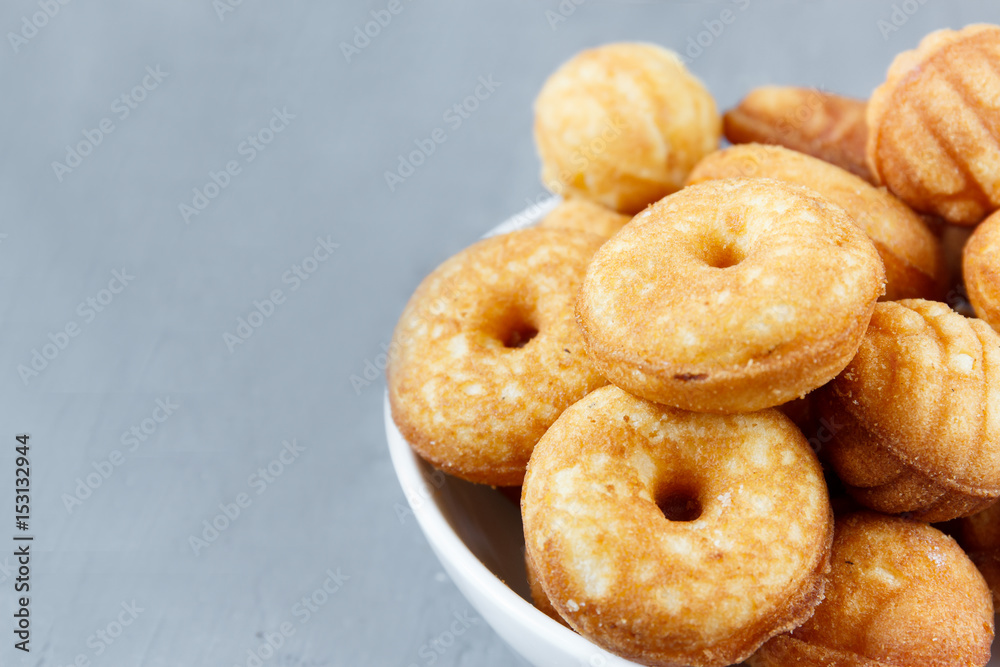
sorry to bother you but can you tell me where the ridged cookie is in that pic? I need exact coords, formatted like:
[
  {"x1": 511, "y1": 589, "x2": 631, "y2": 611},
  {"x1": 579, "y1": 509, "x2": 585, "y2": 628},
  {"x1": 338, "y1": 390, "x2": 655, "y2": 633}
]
[
  {"x1": 819, "y1": 299, "x2": 1000, "y2": 521},
  {"x1": 724, "y1": 86, "x2": 872, "y2": 182},
  {"x1": 867, "y1": 24, "x2": 1000, "y2": 225},
  {"x1": 750, "y1": 512, "x2": 993, "y2": 667},
  {"x1": 535, "y1": 42, "x2": 720, "y2": 214}
]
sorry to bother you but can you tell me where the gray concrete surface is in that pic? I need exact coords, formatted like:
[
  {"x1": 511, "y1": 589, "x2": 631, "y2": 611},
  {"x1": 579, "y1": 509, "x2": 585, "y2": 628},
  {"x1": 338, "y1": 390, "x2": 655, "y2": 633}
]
[{"x1": 1, "y1": 1, "x2": 998, "y2": 666}]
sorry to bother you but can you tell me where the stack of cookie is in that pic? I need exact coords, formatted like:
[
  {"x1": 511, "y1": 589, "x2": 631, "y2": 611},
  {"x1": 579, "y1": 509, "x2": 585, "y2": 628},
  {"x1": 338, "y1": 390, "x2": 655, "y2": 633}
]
[{"x1": 389, "y1": 26, "x2": 1000, "y2": 667}]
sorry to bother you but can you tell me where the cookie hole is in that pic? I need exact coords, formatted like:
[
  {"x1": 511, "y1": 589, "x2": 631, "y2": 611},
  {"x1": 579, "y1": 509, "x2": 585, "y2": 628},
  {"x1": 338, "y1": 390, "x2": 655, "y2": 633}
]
[
  {"x1": 657, "y1": 490, "x2": 702, "y2": 522},
  {"x1": 703, "y1": 244, "x2": 744, "y2": 269},
  {"x1": 500, "y1": 321, "x2": 539, "y2": 349}
]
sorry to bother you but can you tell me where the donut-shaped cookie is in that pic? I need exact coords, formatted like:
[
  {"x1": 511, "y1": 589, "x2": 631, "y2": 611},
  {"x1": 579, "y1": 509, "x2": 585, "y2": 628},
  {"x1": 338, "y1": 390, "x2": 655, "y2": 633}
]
[
  {"x1": 750, "y1": 512, "x2": 993, "y2": 667},
  {"x1": 534, "y1": 42, "x2": 720, "y2": 214},
  {"x1": 522, "y1": 385, "x2": 833, "y2": 667},
  {"x1": 537, "y1": 198, "x2": 631, "y2": 239},
  {"x1": 387, "y1": 227, "x2": 606, "y2": 486},
  {"x1": 724, "y1": 86, "x2": 872, "y2": 182},
  {"x1": 818, "y1": 299, "x2": 1000, "y2": 521},
  {"x1": 964, "y1": 209, "x2": 1000, "y2": 332},
  {"x1": 867, "y1": 24, "x2": 1000, "y2": 225},
  {"x1": 576, "y1": 178, "x2": 885, "y2": 413},
  {"x1": 688, "y1": 144, "x2": 945, "y2": 301}
]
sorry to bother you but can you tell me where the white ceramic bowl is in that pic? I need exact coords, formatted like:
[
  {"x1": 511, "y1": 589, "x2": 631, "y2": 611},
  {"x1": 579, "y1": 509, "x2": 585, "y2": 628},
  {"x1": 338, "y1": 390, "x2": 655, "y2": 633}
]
[{"x1": 385, "y1": 200, "x2": 1000, "y2": 667}]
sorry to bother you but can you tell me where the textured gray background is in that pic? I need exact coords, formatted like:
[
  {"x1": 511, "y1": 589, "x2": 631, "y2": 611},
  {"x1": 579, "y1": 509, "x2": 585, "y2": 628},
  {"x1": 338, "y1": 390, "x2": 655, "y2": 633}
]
[{"x1": 2, "y1": 2, "x2": 999, "y2": 666}]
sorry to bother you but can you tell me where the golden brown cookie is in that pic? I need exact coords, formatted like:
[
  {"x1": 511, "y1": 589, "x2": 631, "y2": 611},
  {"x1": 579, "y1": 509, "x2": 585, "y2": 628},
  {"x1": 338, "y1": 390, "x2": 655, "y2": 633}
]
[
  {"x1": 818, "y1": 299, "x2": 1000, "y2": 521},
  {"x1": 964, "y1": 209, "x2": 1000, "y2": 332},
  {"x1": 534, "y1": 42, "x2": 720, "y2": 214},
  {"x1": 724, "y1": 86, "x2": 872, "y2": 182},
  {"x1": 537, "y1": 198, "x2": 631, "y2": 239},
  {"x1": 522, "y1": 385, "x2": 833, "y2": 667},
  {"x1": 577, "y1": 178, "x2": 885, "y2": 413},
  {"x1": 749, "y1": 512, "x2": 994, "y2": 667},
  {"x1": 867, "y1": 24, "x2": 1000, "y2": 225},
  {"x1": 688, "y1": 144, "x2": 945, "y2": 301},
  {"x1": 387, "y1": 227, "x2": 606, "y2": 486}
]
